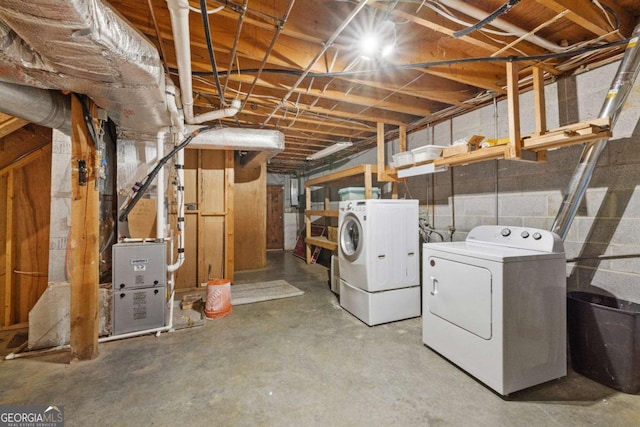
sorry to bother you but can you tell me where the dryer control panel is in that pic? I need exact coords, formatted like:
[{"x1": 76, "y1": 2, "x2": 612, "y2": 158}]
[{"x1": 466, "y1": 225, "x2": 564, "y2": 253}]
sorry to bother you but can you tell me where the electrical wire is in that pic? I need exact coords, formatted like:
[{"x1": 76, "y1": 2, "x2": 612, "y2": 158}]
[
  {"x1": 199, "y1": 0, "x2": 227, "y2": 105},
  {"x1": 176, "y1": 38, "x2": 629, "y2": 79},
  {"x1": 118, "y1": 126, "x2": 214, "y2": 222}
]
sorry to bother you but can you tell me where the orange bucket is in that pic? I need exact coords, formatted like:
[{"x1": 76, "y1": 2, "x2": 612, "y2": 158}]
[{"x1": 204, "y1": 279, "x2": 232, "y2": 319}]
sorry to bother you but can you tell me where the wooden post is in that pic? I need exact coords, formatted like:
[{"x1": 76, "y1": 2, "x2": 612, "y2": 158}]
[
  {"x1": 305, "y1": 185, "x2": 312, "y2": 264},
  {"x1": 3, "y1": 170, "x2": 14, "y2": 326},
  {"x1": 376, "y1": 122, "x2": 386, "y2": 180},
  {"x1": 70, "y1": 95, "x2": 99, "y2": 360},
  {"x1": 532, "y1": 66, "x2": 549, "y2": 162},
  {"x1": 364, "y1": 164, "x2": 372, "y2": 199},
  {"x1": 399, "y1": 125, "x2": 407, "y2": 153},
  {"x1": 506, "y1": 62, "x2": 522, "y2": 159},
  {"x1": 224, "y1": 151, "x2": 235, "y2": 282}
]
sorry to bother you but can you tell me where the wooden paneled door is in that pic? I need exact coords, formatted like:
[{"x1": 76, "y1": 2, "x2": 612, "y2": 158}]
[{"x1": 266, "y1": 185, "x2": 284, "y2": 250}]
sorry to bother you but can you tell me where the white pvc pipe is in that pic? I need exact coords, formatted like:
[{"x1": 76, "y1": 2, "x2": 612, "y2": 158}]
[
  {"x1": 156, "y1": 132, "x2": 166, "y2": 240},
  {"x1": 166, "y1": 0, "x2": 194, "y2": 123},
  {"x1": 166, "y1": 0, "x2": 241, "y2": 125},
  {"x1": 168, "y1": 130, "x2": 186, "y2": 273},
  {"x1": 190, "y1": 99, "x2": 241, "y2": 124},
  {"x1": 438, "y1": 0, "x2": 566, "y2": 53}
]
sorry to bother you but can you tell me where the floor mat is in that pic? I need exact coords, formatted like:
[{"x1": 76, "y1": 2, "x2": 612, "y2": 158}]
[{"x1": 231, "y1": 280, "x2": 304, "y2": 305}]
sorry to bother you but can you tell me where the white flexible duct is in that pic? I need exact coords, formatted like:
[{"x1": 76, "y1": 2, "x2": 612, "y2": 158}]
[
  {"x1": 437, "y1": 0, "x2": 566, "y2": 53},
  {"x1": 0, "y1": 1, "x2": 172, "y2": 133}
]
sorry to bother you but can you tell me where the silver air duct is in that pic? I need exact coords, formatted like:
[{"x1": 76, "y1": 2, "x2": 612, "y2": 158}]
[
  {"x1": 0, "y1": 0, "x2": 171, "y2": 133},
  {"x1": 552, "y1": 22, "x2": 640, "y2": 239},
  {"x1": 186, "y1": 126, "x2": 285, "y2": 168},
  {"x1": 0, "y1": 81, "x2": 71, "y2": 133}
]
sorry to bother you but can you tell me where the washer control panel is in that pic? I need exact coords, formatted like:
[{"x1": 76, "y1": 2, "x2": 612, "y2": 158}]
[{"x1": 466, "y1": 225, "x2": 564, "y2": 253}]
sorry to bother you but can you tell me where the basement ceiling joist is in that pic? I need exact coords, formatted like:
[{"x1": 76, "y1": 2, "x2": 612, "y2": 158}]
[{"x1": 104, "y1": 0, "x2": 640, "y2": 173}]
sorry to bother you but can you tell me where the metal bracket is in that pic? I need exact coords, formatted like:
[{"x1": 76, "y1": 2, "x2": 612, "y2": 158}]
[{"x1": 78, "y1": 159, "x2": 87, "y2": 186}]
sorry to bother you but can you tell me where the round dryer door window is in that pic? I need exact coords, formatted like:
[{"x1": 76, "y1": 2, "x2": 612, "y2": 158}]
[{"x1": 339, "y1": 213, "x2": 363, "y2": 262}]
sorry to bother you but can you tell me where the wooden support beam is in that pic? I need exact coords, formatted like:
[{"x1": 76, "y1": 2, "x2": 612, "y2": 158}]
[
  {"x1": 532, "y1": 66, "x2": 549, "y2": 162},
  {"x1": 305, "y1": 184, "x2": 312, "y2": 264},
  {"x1": 506, "y1": 62, "x2": 522, "y2": 159},
  {"x1": 364, "y1": 164, "x2": 373, "y2": 199},
  {"x1": 533, "y1": 67, "x2": 547, "y2": 137},
  {"x1": 399, "y1": 125, "x2": 407, "y2": 153},
  {"x1": 3, "y1": 170, "x2": 14, "y2": 326},
  {"x1": 224, "y1": 151, "x2": 234, "y2": 282},
  {"x1": 70, "y1": 95, "x2": 99, "y2": 361},
  {"x1": 0, "y1": 116, "x2": 29, "y2": 140},
  {"x1": 376, "y1": 122, "x2": 386, "y2": 181}
]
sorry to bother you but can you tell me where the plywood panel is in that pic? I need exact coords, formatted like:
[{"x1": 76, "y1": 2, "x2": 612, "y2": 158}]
[
  {"x1": 199, "y1": 216, "x2": 225, "y2": 283},
  {"x1": 0, "y1": 125, "x2": 50, "y2": 171},
  {"x1": 12, "y1": 146, "x2": 51, "y2": 323},
  {"x1": 200, "y1": 150, "x2": 225, "y2": 213},
  {"x1": 183, "y1": 149, "x2": 198, "y2": 206},
  {"x1": 234, "y1": 163, "x2": 266, "y2": 270}
]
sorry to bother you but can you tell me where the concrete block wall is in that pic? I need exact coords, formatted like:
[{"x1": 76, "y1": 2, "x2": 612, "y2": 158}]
[{"x1": 307, "y1": 60, "x2": 640, "y2": 304}]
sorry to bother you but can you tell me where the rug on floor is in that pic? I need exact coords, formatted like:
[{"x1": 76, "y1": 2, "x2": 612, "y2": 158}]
[{"x1": 231, "y1": 280, "x2": 304, "y2": 305}]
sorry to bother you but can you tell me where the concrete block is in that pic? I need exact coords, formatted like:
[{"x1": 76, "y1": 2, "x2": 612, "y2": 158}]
[{"x1": 498, "y1": 193, "x2": 548, "y2": 217}]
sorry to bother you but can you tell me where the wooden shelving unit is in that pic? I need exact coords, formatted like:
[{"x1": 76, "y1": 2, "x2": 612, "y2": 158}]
[
  {"x1": 390, "y1": 65, "x2": 611, "y2": 176},
  {"x1": 303, "y1": 164, "x2": 396, "y2": 264}
]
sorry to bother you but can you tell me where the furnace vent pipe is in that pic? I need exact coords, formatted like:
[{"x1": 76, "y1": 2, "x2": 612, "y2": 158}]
[
  {"x1": 0, "y1": 81, "x2": 71, "y2": 133},
  {"x1": 551, "y1": 23, "x2": 640, "y2": 240},
  {"x1": 166, "y1": 0, "x2": 241, "y2": 124}
]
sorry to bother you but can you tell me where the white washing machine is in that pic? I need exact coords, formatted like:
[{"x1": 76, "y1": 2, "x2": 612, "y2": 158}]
[
  {"x1": 422, "y1": 225, "x2": 566, "y2": 395},
  {"x1": 338, "y1": 199, "x2": 420, "y2": 326}
]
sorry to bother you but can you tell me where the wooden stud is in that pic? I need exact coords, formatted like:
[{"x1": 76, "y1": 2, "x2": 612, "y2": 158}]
[
  {"x1": 305, "y1": 184, "x2": 312, "y2": 264},
  {"x1": 506, "y1": 62, "x2": 522, "y2": 159},
  {"x1": 364, "y1": 164, "x2": 372, "y2": 199},
  {"x1": 70, "y1": 95, "x2": 99, "y2": 361},
  {"x1": 376, "y1": 122, "x2": 386, "y2": 180},
  {"x1": 224, "y1": 150, "x2": 234, "y2": 282},
  {"x1": 3, "y1": 170, "x2": 13, "y2": 326},
  {"x1": 399, "y1": 125, "x2": 407, "y2": 153},
  {"x1": 533, "y1": 67, "x2": 547, "y2": 137}
]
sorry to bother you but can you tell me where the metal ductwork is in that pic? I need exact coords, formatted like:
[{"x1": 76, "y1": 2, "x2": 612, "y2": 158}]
[
  {"x1": 0, "y1": 0, "x2": 171, "y2": 133},
  {"x1": 186, "y1": 126, "x2": 285, "y2": 168},
  {"x1": 551, "y1": 22, "x2": 640, "y2": 240},
  {"x1": 0, "y1": 81, "x2": 71, "y2": 133}
]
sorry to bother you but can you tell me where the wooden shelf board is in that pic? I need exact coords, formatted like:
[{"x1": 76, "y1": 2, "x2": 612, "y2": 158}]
[
  {"x1": 305, "y1": 236, "x2": 337, "y2": 251},
  {"x1": 435, "y1": 145, "x2": 509, "y2": 167},
  {"x1": 305, "y1": 164, "x2": 384, "y2": 187},
  {"x1": 306, "y1": 210, "x2": 339, "y2": 217}
]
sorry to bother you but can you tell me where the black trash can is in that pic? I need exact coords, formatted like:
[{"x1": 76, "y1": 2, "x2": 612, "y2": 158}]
[{"x1": 567, "y1": 291, "x2": 640, "y2": 394}]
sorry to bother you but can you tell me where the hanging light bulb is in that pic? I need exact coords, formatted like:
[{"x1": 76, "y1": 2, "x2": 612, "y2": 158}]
[{"x1": 359, "y1": 19, "x2": 396, "y2": 60}]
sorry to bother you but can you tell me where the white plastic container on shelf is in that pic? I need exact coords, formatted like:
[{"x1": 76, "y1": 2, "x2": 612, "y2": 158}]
[
  {"x1": 338, "y1": 187, "x2": 381, "y2": 200},
  {"x1": 411, "y1": 145, "x2": 444, "y2": 162},
  {"x1": 391, "y1": 151, "x2": 414, "y2": 167}
]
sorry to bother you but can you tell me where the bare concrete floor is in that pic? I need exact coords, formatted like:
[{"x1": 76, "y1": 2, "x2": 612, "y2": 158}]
[{"x1": 1, "y1": 251, "x2": 639, "y2": 426}]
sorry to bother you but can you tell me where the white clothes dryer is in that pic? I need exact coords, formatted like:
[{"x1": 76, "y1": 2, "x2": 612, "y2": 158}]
[
  {"x1": 422, "y1": 225, "x2": 566, "y2": 395},
  {"x1": 338, "y1": 199, "x2": 420, "y2": 326}
]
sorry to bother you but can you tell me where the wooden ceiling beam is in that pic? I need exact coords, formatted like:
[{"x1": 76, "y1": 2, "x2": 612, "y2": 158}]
[{"x1": 536, "y1": 0, "x2": 632, "y2": 41}]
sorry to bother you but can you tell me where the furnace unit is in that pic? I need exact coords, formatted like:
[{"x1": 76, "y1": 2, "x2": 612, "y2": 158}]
[{"x1": 112, "y1": 242, "x2": 167, "y2": 335}]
